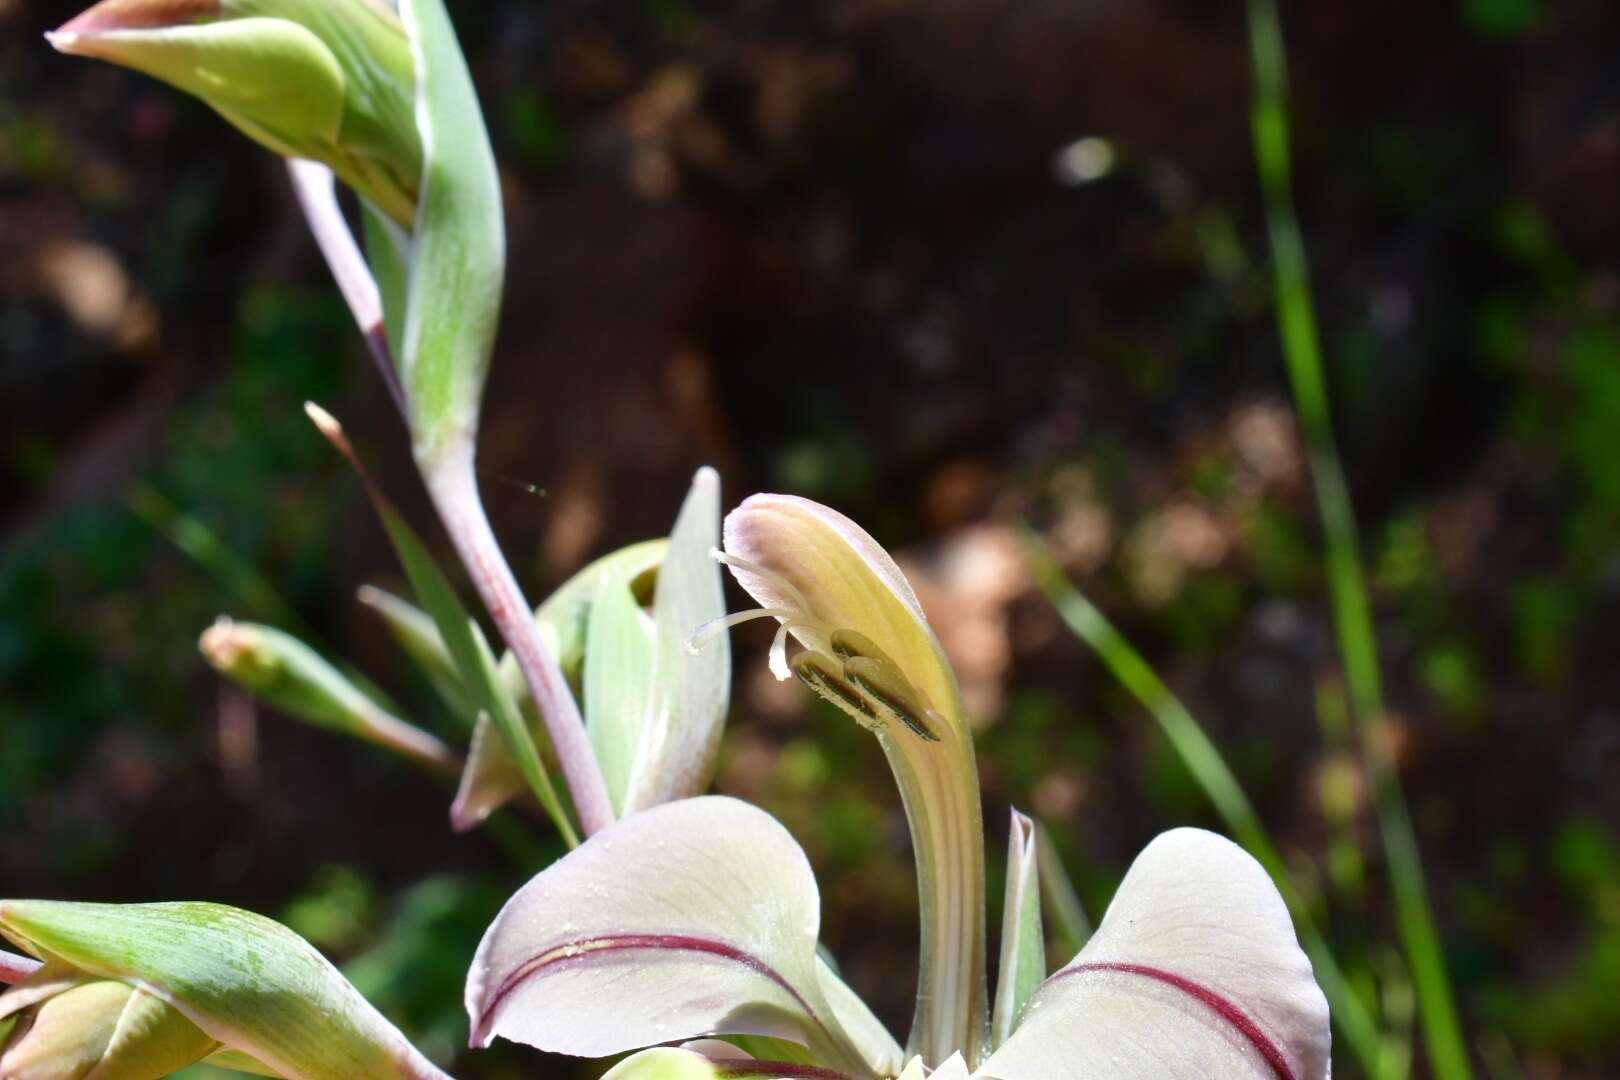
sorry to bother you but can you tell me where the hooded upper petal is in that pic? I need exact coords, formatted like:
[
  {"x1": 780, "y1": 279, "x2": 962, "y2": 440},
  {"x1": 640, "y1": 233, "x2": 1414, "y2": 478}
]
[
  {"x1": 465, "y1": 796, "x2": 878, "y2": 1077},
  {"x1": 978, "y1": 828, "x2": 1331, "y2": 1080},
  {"x1": 722, "y1": 494, "x2": 960, "y2": 723}
]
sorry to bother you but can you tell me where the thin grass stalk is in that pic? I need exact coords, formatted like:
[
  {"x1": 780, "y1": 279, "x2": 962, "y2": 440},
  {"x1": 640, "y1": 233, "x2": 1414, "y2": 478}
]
[
  {"x1": 1022, "y1": 532, "x2": 1385, "y2": 1075},
  {"x1": 1245, "y1": 3, "x2": 1472, "y2": 1077}
]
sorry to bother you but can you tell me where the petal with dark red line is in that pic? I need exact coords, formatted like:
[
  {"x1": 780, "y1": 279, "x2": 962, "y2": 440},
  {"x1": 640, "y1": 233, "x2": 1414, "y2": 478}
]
[
  {"x1": 977, "y1": 828, "x2": 1331, "y2": 1080},
  {"x1": 465, "y1": 797, "x2": 878, "y2": 1076}
]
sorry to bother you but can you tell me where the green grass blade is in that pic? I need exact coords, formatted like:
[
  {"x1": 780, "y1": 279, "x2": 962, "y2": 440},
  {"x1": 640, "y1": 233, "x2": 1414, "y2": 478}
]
[
  {"x1": 1023, "y1": 531, "x2": 1384, "y2": 1074},
  {"x1": 1245, "y1": 3, "x2": 1471, "y2": 1076},
  {"x1": 1033, "y1": 821, "x2": 1091, "y2": 961}
]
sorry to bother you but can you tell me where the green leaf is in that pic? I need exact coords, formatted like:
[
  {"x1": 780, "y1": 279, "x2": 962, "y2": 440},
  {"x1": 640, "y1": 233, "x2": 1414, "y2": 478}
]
[
  {"x1": 307, "y1": 404, "x2": 575, "y2": 845},
  {"x1": 1034, "y1": 822, "x2": 1091, "y2": 960},
  {"x1": 379, "y1": 494, "x2": 575, "y2": 846},
  {"x1": 358, "y1": 584, "x2": 475, "y2": 724},
  {"x1": 0, "y1": 901, "x2": 449, "y2": 1080},
  {"x1": 396, "y1": 0, "x2": 503, "y2": 464}
]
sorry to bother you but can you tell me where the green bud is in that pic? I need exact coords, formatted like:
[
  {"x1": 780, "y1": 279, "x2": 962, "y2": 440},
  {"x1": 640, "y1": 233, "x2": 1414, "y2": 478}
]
[
  {"x1": 0, "y1": 962, "x2": 220, "y2": 1080},
  {"x1": 199, "y1": 616, "x2": 459, "y2": 776},
  {"x1": 0, "y1": 900, "x2": 449, "y2": 1080},
  {"x1": 48, "y1": 0, "x2": 420, "y2": 225}
]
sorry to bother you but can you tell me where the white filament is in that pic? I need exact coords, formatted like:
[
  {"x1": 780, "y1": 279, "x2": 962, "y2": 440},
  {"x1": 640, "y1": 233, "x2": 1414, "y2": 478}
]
[
  {"x1": 685, "y1": 607, "x2": 800, "y2": 655},
  {"x1": 710, "y1": 548, "x2": 815, "y2": 613}
]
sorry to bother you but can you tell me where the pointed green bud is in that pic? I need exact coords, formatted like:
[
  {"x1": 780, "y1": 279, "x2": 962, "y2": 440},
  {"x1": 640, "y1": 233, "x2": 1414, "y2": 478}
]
[
  {"x1": 199, "y1": 616, "x2": 459, "y2": 777},
  {"x1": 48, "y1": 0, "x2": 420, "y2": 225},
  {"x1": 0, "y1": 901, "x2": 450, "y2": 1080}
]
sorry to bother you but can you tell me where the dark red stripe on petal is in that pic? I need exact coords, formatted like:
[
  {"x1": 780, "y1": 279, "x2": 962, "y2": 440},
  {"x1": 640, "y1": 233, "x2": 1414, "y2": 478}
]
[
  {"x1": 716, "y1": 1062, "x2": 860, "y2": 1080},
  {"x1": 1058, "y1": 961, "x2": 1297, "y2": 1080},
  {"x1": 474, "y1": 932, "x2": 819, "y2": 1046}
]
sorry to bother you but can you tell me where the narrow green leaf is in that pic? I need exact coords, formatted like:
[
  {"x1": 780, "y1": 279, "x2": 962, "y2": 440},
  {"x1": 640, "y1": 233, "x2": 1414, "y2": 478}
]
[
  {"x1": 307, "y1": 404, "x2": 576, "y2": 845},
  {"x1": 0, "y1": 901, "x2": 449, "y2": 1080},
  {"x1": 381, "y1": 499, "x2": 576, "y2": 846},
  {"x1": 396, "y1": 0, "x2": 502, "y2": 463},
  {"x1": 1246, "y1": 3, "x2": 1470, "y2": 1076},
  {"x1": 1022, "y1": 527, "x2": 1384, "y2": 1074},
  {"x1": 358, "y1": 584, "x2": 475, "y2": 723},
  {"x1": 1033, "y1": 822, "x2": 1091, "y2": 960}
]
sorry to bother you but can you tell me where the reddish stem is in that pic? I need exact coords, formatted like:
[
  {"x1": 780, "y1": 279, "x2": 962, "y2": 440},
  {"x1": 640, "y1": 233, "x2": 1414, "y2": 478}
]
[{"x1": 423, "y1": 448, "x2": 614, "y2": 837}]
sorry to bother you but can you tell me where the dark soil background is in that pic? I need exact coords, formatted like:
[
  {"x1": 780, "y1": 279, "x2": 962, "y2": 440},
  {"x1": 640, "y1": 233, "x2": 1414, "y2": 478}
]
[{"x1": 4, "y1": 0, "x2": 1620, "y2": 1077}]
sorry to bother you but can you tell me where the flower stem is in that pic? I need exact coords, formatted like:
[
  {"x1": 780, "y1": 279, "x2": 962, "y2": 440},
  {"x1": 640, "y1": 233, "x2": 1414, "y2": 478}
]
[
  {"x1": 421, "y1": 446, "x2": 615, "y2": 837},
  {"x1": 1246, "y1": 3, "x2": 1472, "y2": 1077}
]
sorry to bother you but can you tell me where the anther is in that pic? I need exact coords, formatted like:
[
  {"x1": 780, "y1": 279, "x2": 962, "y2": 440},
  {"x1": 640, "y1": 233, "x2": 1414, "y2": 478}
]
[
  {"x1": 790, "y1": 652, "x2": 884, "y2": 734},
  {"x1": 843, "y1": 656, "x2": 940, "y2": 742}
]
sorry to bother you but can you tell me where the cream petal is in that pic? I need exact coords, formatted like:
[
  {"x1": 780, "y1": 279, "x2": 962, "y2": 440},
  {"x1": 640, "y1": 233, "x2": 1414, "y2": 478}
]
[
  {"x1": 978, "y1": 828, "x2": 1331, "y2": 1080},
  {"x1": 722, "y1": 494, "x2": 958, "y2": 720}
]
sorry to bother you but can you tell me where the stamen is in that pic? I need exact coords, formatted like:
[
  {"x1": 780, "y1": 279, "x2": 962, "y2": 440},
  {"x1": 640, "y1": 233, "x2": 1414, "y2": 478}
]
[
  {"x1": 844, "y1": 656, "x2": 941, "y2": 742},
  {"x1": 685, "y1": 607, "x2": 801, "y2": 655},
  {"x1": 711, "y1": 548, "x2": 814, "y2": 613},
  {"x1": 769, "y1": 620, "x2": 795, "y2": 680},
  {"x1": 791, "y1": 652, "x2": 884, "y2": 734}
]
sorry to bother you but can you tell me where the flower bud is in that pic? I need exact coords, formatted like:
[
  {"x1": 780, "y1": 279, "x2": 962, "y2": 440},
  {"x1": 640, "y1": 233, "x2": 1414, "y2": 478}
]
[
  {"x1": 199, "y1": 616, "x2": 459, "y2": 776},
  {"x1": 0, "y1": 962, "x2": 218, "y2": 1080},
  {"x1": 48, "y1": 0, "x2": 420, "y2": 225},
  {"x1": 0, "y1": 899, "x2": 451, "y2": 1080}
]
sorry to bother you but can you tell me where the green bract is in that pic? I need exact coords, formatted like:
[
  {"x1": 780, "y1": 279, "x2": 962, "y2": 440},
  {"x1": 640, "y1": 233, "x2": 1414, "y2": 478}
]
[
  {"x1": 0, "y1": 900, "x2": 451, "y2": 1080},
  {"x1": 48, "y1": 0, "x2": 419, "y2": 225},
  {"x1": 199, "y1": 616, "x2": 460, "y2": 777}
]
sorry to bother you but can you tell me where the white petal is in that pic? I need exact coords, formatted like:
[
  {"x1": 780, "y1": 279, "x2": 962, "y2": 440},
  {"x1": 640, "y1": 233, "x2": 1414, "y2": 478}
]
[
  {"x1": 817, "y1": 956, "x2": 902, "y2": 1076},
  {"x1": 978, "y1": 828, "x2": 1331, "y2": 1080},
  {"x1": 466, "y1": 797, "x2": 873, "y2": 1075}
]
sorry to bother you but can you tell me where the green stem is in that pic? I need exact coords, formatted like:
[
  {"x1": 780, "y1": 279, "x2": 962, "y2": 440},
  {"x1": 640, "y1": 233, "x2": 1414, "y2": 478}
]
[
  {"x1": 1023, "y1": 532, "x2": 1385, "y2": 1075},
  {"x1": 1245, "y1": 3, "x2": 1471, "y2": 1077}
]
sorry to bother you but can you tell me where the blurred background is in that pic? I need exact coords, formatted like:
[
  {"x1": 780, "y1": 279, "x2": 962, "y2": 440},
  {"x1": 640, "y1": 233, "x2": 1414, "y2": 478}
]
[{"x1": 3, "y1": 0, "x2": 1620, "y2": 1076}]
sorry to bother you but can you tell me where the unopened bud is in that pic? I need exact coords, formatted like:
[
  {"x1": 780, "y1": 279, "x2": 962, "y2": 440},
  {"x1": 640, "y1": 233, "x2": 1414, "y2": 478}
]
[
  {"x1": 0, "y1": 961, "x2": 218, "y2": 1080},
  {"x1": 199, "y1": 617, "x2": 458, "y2": 776},
  {"x1": 49, "y1": 0, "x2": 420, "y2": 224}
]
